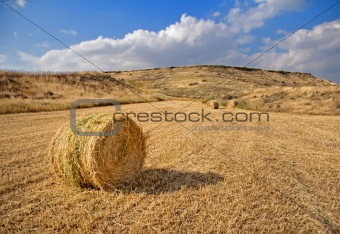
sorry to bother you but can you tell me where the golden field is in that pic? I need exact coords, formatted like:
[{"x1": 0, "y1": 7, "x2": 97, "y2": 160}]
[{"x1": 0, "y1": 100, "x2": 339, "y2": 233}]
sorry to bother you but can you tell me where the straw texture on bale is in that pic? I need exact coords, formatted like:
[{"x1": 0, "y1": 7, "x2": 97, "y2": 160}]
[
  {"x1": 227, "y1": 100, "x2": 238, "y2": 108},
  {"x1": 207, "y1": 100, "x2": 219, "y2": 109},
  {"x1": 49, "y1": 114, "x2": 146, "y2": 190}
]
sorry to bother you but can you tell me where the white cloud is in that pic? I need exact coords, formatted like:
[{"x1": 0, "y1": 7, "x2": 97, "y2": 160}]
[
  {"x1": 226, "y1": 0, "x2": 307, "y2": 33},
  {"x1": 16, "y1": 0, "x2": 26, "y2": 8},
  {"x1": 60, "y1": 29, "x2": 77, "y2": 36},
  {"x1": 17, "y1": 51, "x2": 39, "y2": 64},
  {"x1": 0, "y1": 54, "x2": 7, "y2": 64},
  {"x1": 19, "y1": 14, "x2": 247, "y2": 71},
  {"x1": 254, "y1": 20, "x2": 340, "y2": 82},
  {"x1": 14, "y1": 0, "x2": 311, "y2": 72}
]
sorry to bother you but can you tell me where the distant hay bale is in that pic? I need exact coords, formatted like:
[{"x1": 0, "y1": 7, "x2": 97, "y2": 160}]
[
  {"x1": 207, "y1": 100, "x2": 219, "y2": 109},
  {"x1": 227, "y1": 100, "x2": 238, "y2": 108},
  {"x1": 49, "y1": 114, "x2": 146, "y2": 190}
]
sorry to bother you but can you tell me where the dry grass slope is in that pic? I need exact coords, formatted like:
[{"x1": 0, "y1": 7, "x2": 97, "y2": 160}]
[
  {"x1": 0, "y1": 70, "x2": 168, "y2": 114},
  {"x1": 108, "y1": 65, "x2": 339, "y2": 115},
  {"x1": 1, "y1": 66, "x2": 339, "y2": 115},
  {"x1": 241, "y1": 86, "x2": 340, "y2": 115}
]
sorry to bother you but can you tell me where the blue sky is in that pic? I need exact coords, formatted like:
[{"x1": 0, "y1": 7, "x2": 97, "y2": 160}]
[{"x1": 1, "y1": 0, "x2": 340, "y2": 82}]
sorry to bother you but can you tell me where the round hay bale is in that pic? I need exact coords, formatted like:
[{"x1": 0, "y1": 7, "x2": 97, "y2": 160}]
[
  {"x1": 49, "y1": 114, "x2": 146, "y2": 190},
  {"x1": 207, "y1": 100, "x2": 219, "y2": 109},
  {"x1": 227, "y1": 100, "x2": 239, "y2": 108}
]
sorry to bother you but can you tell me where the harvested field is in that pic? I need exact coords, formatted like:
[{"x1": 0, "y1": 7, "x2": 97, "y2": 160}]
[{"x1": 0, "y1": 101, "x2": 339, "y2": 233}]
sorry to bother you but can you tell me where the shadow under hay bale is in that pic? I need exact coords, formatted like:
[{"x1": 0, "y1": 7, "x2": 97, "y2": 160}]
[
  {"x1": 49, "y1": 114, "x2": 146, "y2": 190},
  {"x1": 207, "y1": 100, "x2": 219, "y2": 109},
  {"x1": 114, "y1": 168, "x2": 224, "y2": 194}
]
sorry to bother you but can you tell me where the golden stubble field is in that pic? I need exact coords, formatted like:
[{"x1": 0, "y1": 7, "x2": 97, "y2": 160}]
[{"x1": 0, "y1": 101, "x2": 339, "y2": 233}]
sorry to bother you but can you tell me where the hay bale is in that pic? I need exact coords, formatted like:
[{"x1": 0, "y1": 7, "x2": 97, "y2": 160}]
[
  {"x1": 207, "y1": 100, "x2": 219, "y2": 109},
  {"x1": 49, "y1": 114, "x2": 146, "y2": 190},
  {"x1": 227, "y1": 100, "x2": 239, "y2": 108}
]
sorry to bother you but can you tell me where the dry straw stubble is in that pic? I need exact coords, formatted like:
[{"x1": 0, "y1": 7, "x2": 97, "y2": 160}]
[{"x1": 49, "y1": 113, "x2": 146, "y2": 190}]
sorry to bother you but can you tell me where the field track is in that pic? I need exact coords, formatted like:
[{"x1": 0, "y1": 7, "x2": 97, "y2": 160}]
[{"x1": 0, "y1": 101, "x2": 339, "y2": 233}]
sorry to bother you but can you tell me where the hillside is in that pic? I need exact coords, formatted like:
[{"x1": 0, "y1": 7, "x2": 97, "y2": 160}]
[
  {"x1": 0, "y1": 66, "x2": 339, "y2": 115},
  {"x1": 0, "y1": 71, "x2": 166, "y2": 114},
  {"x1": 107, "y1": 65, "x2": 339, "y2": 115}
]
